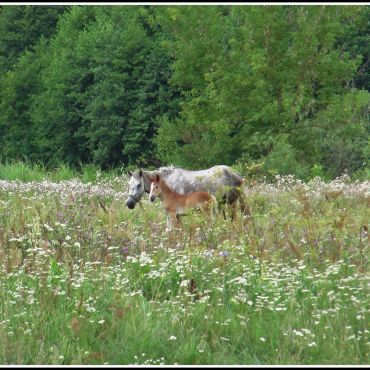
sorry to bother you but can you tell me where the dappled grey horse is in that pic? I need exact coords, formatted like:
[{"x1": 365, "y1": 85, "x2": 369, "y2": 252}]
[{"x1": 126, "y1": 165, "x2": 246, "y2": 218}]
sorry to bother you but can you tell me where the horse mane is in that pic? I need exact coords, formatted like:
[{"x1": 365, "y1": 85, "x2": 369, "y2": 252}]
[{"x1": 158, "y1": 165, "x2": 177, "y2": 173}]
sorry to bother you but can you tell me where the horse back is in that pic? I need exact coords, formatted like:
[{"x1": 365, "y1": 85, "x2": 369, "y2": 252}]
[{"x1": 162, "y1": 165, "x2": 242, "y2": 195}]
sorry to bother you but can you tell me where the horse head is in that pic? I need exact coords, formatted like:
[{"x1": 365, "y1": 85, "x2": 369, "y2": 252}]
[{"x1": 126, "y1": 169, "x2": 146, "y2": 209}]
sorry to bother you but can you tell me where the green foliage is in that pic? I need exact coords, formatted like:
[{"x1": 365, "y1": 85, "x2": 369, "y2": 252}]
[
  {"x1": 338, "y1": 6, "x2": 370, "y2": 91},
  {"x1": 28, "y1": 6, "x2": 180, "y2": 168},
  {"x1": 0, "y1": 5, "x2": 67, "y2": 72},
  {"x1": 155, "y1": 6, "x2": 370, "y2": 179},
  {"x1": 260, "y1": 136, "x2": 310, "y2": 180},
  {"x1": 30, "y1": 6, "x2": 106, "y2": 167},
  {"x1": 310, "y1": 164, "x2": 327, "y2": 180},
  {"x1": 0, "y1": 5, "x2": 368, "y2": 179},
  {"x1": 0, "y1": 40, "x2": 48, "y2": 162}
]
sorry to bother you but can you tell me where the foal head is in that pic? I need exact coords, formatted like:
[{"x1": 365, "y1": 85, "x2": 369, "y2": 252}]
[{"x1": 149, "y1": 174, "x2": 162, "y2": 202}]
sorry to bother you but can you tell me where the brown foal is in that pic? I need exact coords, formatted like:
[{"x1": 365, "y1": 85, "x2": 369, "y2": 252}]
[{"x1": 149, "y1": 174, "x2": 215, "y2": 228}]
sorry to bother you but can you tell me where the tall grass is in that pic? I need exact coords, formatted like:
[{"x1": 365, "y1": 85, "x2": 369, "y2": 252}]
[
  {"x1": 0, "y1": 161, "x2": 123, "y2": 183},
  {"x1": 0, "y1": 161, "x2": 48, "y2": 182},
  {"x1": 0, "y1": 174, "x2": 368, "y2": 365}
]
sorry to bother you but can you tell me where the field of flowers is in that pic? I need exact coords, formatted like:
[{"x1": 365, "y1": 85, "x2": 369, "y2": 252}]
[{"x1": 0, "y1": 174, "x2": 369, "y2": 365}]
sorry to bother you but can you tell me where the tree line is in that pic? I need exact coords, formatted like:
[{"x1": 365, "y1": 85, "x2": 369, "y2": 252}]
[{"x1": 0, "y1": 5, "x2": 369, "y2": 180}]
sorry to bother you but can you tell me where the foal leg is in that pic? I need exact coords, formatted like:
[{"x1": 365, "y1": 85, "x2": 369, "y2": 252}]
[
  {"x1": 166, "y1": 212, "x2": 177, "y2": 230},
  {"x1": 167, "y1": 211, "x2": 180, "y2": 230},
  {"x1": 175, "y1": 213, "x2": 182, "y2": 228}
]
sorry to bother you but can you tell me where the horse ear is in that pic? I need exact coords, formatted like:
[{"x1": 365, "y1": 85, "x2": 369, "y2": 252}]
[
  {"x1": 155, "y1": 174, "x2": 160, "y2": 182},
  {"x1": 128, "y1": 170, "x2": 132, "y2": 176},
  {"x1": 139, "y1": 169, "x2": 143, "y2": 177}
]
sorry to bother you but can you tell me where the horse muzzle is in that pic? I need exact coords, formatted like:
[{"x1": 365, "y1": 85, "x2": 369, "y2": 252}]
[
  {"x1": 126, "y1": 197, "x2": 136, "y2": 209},
  {"x1": 149, "y1": 195, "x2": 156, "y2": 202}
]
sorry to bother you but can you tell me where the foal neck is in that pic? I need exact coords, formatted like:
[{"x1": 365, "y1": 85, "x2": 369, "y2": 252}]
[{"x1": 159, "y1": 178, "x2": 174, "y2": 197}]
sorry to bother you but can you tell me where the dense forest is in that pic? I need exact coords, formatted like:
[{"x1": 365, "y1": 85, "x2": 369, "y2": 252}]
[{"x1": 0, "y1": 5, "x2": 369, "y2": 180}]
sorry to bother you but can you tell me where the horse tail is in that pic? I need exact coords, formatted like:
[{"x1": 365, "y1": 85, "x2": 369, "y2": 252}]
[
  {"x1": 229, "y1": 175, "x2": 250, "y2": 217},
  {"x1": 241, "y1": 181, "x2": 249, "y2": 197},
  {"x1": 225, "y1": 168, "x2": 244, "y2": 187},
  {"x1": 238, "y1": 181, "x2": 252, "y2": 217}
]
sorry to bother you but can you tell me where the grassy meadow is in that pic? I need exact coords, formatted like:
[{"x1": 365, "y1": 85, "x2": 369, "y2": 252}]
[{"x1": 0, "y1": 163, "x2": 369, "y2": 365}]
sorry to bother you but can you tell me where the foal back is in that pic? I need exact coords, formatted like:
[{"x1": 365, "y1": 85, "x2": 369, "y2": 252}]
[{"x1": 182, "y1": 191, "x2": 213, "y2": 211}]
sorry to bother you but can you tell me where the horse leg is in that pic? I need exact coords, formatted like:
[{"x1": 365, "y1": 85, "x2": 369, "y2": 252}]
[
  {"x1": 217, "y1": 198, "x2": 227, "y2": 220},
  {"x1": 240, "y1": 197, "x2": 250, "y2": 217},
  {"x1": 230, "y1": 200, "x2": 237, "y2": 221},
  {"x1": 222, "y1": 190, "x2": 237, "y2": 220},
  {"x1": 222, "y1": 208, "x2": 226, "y2": 220},
  {"x1": 202, "y1": 198, "x2": 215, "y2": 222},
  {"x1": 175, "y1": 213, "x2": 183, "y2": 229},
  {"x1": 228, "y1": 188, "x2": 249, "y2": 219},
  {"x1": 235, "y1": 189, "x2": 250, "y2": 217}
]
